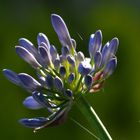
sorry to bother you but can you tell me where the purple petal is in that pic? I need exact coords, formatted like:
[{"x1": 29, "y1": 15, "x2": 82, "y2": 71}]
[
  {"x1": 67, "y1": 55, "x2": 75, "y2": 66},
  {"x1": 15, "y1": 46, "x2": 41, "y2": 68},
  {"x1": 54, "y1": 76, "x2": 63, "y2": 91},
  {"x1": 3, "y1": 69, "x2": 20, "y2": 85},
  {"x1": 59, "y1": 66, "x2": 66, "y2": 77},
  {"x1": 32, "y1": 91, "x2": 52, "y2": 109},
  {"x1": 94, "y1": 51, "x2": 102, "y2": 70},
  {"x1": 19, "y1": 117, "x2": 49, "y2": 128},
  {"x1": 64, "y1": 89, "x2": 73, "y2": 97},
  {"x1": 78, "y1": 59, "x2": 92, "y2": 75},
  {"x1": 19, "y1": 38, "x2": 38, "y2": 58},
  {"x1": 37, "y1": 33, "x2": 50, "y2": 49},
  {"x1": 38, "y1": 46, "x2": 52, "y2": 67},
  {"x1": 77, "y1": 51, "x2": 85, "y2": 62},
  {"x1": 18, "y1": 73, "x2": 41, "y2": 91},
  {"x1": 53, "y1": 58, "x2": 60, "y2": 69},
  {"x1": 84, "y1": 74, "x2": 93, "y2": 87},
  {"x1": 50, "y1": 45, "x2": 58, "y2": 60},
  {"x1": 101, "y1": 38, "x2": 119, "y2": 66},
  {"x1": 68, "y1": 73, "x2": 75, "y2": 83},
  {"x1": 23, "y1": 96, "x2": 43, "y2": 110},
  {"x1": 51, "y1": 14, "x2": 72, "y2": 48},
  {"x1": 103, "y1": 58, "x2": 117, "y2": 78},
  {"x1": 61, "y1": 46, "x2": 70, "y2": 59},
  {"x1": 46, "y1": 74, "x2": 54, "y2": 89},
  {"x1": 71, "y1": 38, "x2": 76, "y2": 49},
  {"x1": 108, "y1": 37, "x2": 119, "y2": 55},
  {"x1": 38, "y1": 76, "x2": 46, "y2": 86},
  {"x1": 101, "y1": 42, "x2": 109, "y2": 65},
  {"x1": 89, "y1": 30, "x2": 102, "y2": 58}
]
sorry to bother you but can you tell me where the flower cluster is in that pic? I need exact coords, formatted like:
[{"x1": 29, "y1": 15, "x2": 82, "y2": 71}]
[{"x1": 3, "y1": 14, "x2": 119, "y2": 131}]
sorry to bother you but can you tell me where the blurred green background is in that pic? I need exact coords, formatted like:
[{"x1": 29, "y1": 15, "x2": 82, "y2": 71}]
[{"x1": 0, "y1": 0, "x2": 140, "y2": 139}]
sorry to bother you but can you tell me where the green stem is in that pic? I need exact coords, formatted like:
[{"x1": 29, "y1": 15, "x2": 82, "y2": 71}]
[{"x1": 76, "y1": 96, "x2": 112, "y2": 140}]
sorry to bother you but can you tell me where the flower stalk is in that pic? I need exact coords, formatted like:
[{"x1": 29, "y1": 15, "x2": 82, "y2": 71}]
[{"x1": 76, "y1": 96, "x2": 112, "y2": 140}]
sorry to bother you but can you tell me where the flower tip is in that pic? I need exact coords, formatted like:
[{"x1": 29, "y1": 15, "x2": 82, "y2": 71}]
[
  {"x1": 96, "y1": 30, "x2": 102, "y2": 37},
  {"x1": 95, "y1": 29, "x2": 102, "y2": 41},
  {"x1": 37, "y1": 33, "x2": 50, "y2": 48},
  {"x1": 51, "y1": 13, "x2": 61, "y2": 20},
  {"x1": 113, "y1": 37, "x2": 119, "y2": 45},
  {"x1": 3, "y1": 69, "x2": 10, "y2": 76},
  {"x1": 3, "y1": 69, "x2": 20, "y2": 85},
  {"x1": 2, "y1": 69, "x2": 7, "y2": 73},
  {"x1": 51, "y1": 14, "x2": 63, "y2": 26},
  {"x1": 109, "y1": 37, "x2": 119, "y2": 54},
  {"x1": 3, "y1": 69, "x2": 9, "y2": 77}
]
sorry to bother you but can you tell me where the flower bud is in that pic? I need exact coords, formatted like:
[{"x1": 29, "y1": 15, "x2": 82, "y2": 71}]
[
  {"x1": 23, "y1": 96, "x2": 43, "y2": 110},
  {"x1": 67, "y1": 55, "x2": 75, "y2": 66},
  {"x1": 37, "y1": 33, "x2": 50, "y2": 49},
  {"x1": 89, "y1": 30, "x2": 102, "y2": 58},
  {"x1": 61, "y1": 46, "x2": 70, "y2": 58},
  {"x1": 15, "y1": 46, "x2": 41, "y2": 69},
  {"x1": 77, "y1": 51, "x2": 85, "y2": 62},
  {"x1": 50, "y1": 45, "x2": 58, "y2": 60},
  {"x1": 18, "y1": 73, "x2": 41, "y2": 91},
  {"x1": 46, "y1": 74, "x2": 54, "y2": 89},
  {"x1": 3, "y1": 69, "x2": 20, "y2": 85},
  {"x1": 53, "y1": 58, "x2": 60, "y2": 69},
  {"x1": 19, "y1": 117, "x2": 48, "y2": 128},
  {"x1": 59, "y1": 66, "x2": 66, "y2": 77},
  {"x1": 51, "y1": 14, "x2": 72, "y2": 48},
  {"x1": 94, "y1": 51, "x2": 102, "y2": 70},
  {"x1": 54, "y1": 76, "x2": 64, "y2": 91},
  {"x1": 32, "y1": 91, "x2": 52, "y2": 109},
  {"x1": 103, "y1": 58, "x2": 117, "y2": 78},
  {"x1": 64, "y1": 89, "x2": 73, "y2": 97},
  {"x1": 71, "y1": 38, "x2": 76, "y2": 49},
  {"x1": 68, "y1": 73, "x2": 75, "y2": 83},
  {"x1": 78, "y1": 59, "x2": 92, "y2": 75},
  {"x1": 38, "y1": 46, "x2": 52, "y2": 67},
  {"x1": 101, "y1": 38, "x2": 118, "y2": 66},
  {"x1": 84, "y1": 74, "x2": 93, "y2": 87},
  {"x1": 19, "y1": 38, "x2": 38, "y2": 58}
]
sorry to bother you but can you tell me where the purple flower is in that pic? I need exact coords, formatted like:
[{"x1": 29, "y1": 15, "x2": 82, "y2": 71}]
[{"x1": 3, "y1": 14, "x2": 119, "y2": 131}]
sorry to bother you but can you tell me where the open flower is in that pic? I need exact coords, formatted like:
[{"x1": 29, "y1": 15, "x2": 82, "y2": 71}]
[{"x1": 3, "y1": 14, "x2": 119, "y2": 132}]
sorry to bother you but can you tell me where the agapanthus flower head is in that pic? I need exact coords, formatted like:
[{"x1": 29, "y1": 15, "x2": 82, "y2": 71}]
[{"x1": 3, "y1": 14, "x2": 119, "y2": 132}]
